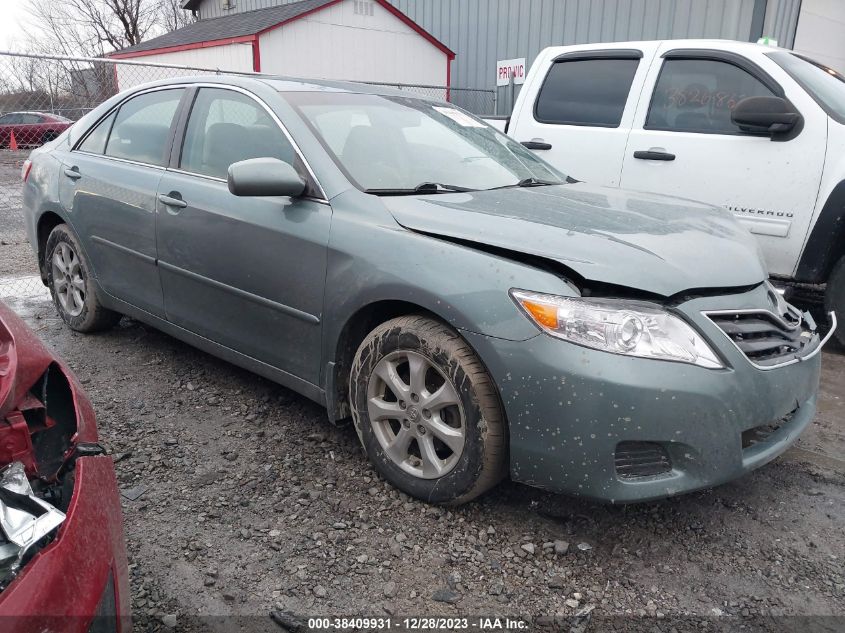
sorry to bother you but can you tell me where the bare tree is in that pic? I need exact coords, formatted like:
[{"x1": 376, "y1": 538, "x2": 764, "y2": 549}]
[
  {"x1": 158, "y1": 0, "x2": 196, "y2": 32},
  {"x1": 23, "y1": 0, "x2": 190, "y2": 57}
]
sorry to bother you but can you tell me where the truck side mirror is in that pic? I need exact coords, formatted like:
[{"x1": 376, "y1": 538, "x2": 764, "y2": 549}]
[{"x1": 731, "y1": 96, "x2": 801, "y2": 136}]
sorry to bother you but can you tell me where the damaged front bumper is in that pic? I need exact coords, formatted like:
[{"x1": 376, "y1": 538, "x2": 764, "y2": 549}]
[{"x1": 463, "y1": 284, "x2": 826, "y2": 502}]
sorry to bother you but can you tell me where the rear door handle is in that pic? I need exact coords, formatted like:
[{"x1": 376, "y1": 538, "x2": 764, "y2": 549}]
[
  {"x1": 633, "y1": 150, "x2": 675, "y2": 161},
  {"x1": 158, "y1": 193, "x2": 187, "y2": 209},
  {"x1": 521, "y1": 140, "x2": 552, "y2": 150},
  {"x1": 63, "y1": 167, "x2": 81, "y2": 180}
]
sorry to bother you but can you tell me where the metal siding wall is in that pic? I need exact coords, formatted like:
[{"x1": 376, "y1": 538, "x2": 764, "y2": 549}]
[
  {"x1": 763, "y1": 0, "x2": 802, "y2": 48},
  {"x1": 199, "y1": 0, "x2": 302, "y2": 20}
]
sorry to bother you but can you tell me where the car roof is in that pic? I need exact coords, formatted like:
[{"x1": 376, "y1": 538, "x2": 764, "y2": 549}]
[
  {"x1": 0, "y1": 111, "x2": 53, "y2": 116},
  {"x1": 127, "y1": 73, "x2": 435, "y2": 100}
]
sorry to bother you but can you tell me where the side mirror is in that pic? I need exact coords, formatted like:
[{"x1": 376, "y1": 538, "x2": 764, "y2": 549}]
[
  {"x1": 731, "y1": 96, "x2": 801, "y2": 136},
  {"x1": 227, "y1": 157, "x2": 306, "y2": 197}
]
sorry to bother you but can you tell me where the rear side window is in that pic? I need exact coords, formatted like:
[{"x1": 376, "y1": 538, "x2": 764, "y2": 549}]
[
  {"x1": 105, "y1": 89, "x2": 184, "y2": 166},
  {"x1": 78, "y1": 111, "x2": 116, "y2": 154},
  {"x1": 646, "y1": 59, "x2": 776, "y2": 134},
  {"x1": 180, "y1": 88, "x2": 296, "y2": 180},
  {"x1": 535, "y1": 58, "x2": 639, "y2": 127}
]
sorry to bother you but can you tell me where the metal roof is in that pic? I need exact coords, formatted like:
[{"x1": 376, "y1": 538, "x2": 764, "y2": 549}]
[{"x1": 115, "y1": 0, "x2": 337, "y2": 55}]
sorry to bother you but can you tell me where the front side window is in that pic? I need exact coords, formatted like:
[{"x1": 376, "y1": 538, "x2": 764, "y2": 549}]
[
  {"x1": 535, "y1": 58, "x2": 639, "y2": 127},
  {"x1": 105, "y1": 89, "x2": 184, "y2": 166},
  {"x1": 180, "y1": 88, "x2": 296, "y2": 180},
  {"x1": 286, "y1": 91, "x2": 566, "y2": 192},
  {"x1": 646, "y1": 59, "x2": 776, "y2": 134}
]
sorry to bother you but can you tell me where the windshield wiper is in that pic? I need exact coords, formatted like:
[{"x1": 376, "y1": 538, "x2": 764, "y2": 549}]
[
  {"x1": 488, "y1": 177, "x2": 561, "y2": 190},
  {"x1": 364, "y1": 182, "x2": 477, "y2": 195}
]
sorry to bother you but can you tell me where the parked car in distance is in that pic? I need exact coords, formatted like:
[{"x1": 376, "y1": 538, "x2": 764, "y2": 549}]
[
  {"x1": 0, "y1": 301, "x2": 130, "y2": 632},
  {"x1": 21, "y1": 76, "x2": 835, "y2": 505},
  {"x1": 488, "y1": 40, "x2": 845, "y2": 345},
  {"x1": 0, "y1": 111, "x2": 73, "y2": 148}
]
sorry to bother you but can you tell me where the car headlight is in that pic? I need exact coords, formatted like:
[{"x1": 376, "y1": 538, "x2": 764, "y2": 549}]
[{"x1": 511, "y1": 290, "x2": 723, "y2": 369}]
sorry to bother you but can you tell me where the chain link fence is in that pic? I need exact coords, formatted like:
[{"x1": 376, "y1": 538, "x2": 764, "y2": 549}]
[{"x1": 0, "y1": 50, "x2": 494, "y2": 303}]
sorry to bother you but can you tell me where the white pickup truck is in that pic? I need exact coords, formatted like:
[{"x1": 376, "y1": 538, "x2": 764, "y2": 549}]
[{"x1": 486, "y1": 39, "x2": 845, "y2": 343}]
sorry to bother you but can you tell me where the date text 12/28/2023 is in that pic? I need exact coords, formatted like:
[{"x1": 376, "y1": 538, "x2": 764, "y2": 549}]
[{"x1": 306, "y1": 617, "x2": 529, "y2": 630}]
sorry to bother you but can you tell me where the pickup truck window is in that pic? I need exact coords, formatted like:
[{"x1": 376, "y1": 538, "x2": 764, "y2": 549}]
[
  {"x1": 535, "y1": 59, "x2": 639, "y2": 127},
  {"x1": 646, "y1": 59, "x2": 775, "y2": 134},
  {"x1": 768, "y1": 51, "x2": 845, "y2": 123}
]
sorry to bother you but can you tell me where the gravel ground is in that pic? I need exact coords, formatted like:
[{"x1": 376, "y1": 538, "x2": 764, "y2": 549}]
[{"x1": 1, "y1": 153, "x2": 844, "y2": 632}]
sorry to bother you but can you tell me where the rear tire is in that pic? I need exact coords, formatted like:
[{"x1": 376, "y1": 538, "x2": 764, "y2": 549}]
[
  {"x1": 350, "y1": 315, "x2": 507, "y2": 505},
  {"x1": 825, "y1": 257, "x2": 845, "y2": 347},
  {"x1": 45, "y1": 224, "x2": 121, "y2": 333}
]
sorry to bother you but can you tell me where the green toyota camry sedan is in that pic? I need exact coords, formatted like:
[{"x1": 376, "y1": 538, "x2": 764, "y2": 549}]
[{"x1": 21, "y1": 75, "x2": 834, "y2": 504}]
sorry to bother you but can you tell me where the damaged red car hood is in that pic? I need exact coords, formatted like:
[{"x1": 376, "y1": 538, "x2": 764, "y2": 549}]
[{"x1": 0, "y1": 303, "x2": 94, "y2": 443}]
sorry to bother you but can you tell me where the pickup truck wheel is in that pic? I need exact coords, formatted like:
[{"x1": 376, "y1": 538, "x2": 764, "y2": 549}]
[
  {"x1": 825, "y1": 257, "x2": 845, "y2": 347},
  {"x1": 350, "y1": 315, "x2": 506, "y2": 505},
  {"x1": 45, "y1": 224, "x2": 121, "y2": 332}
]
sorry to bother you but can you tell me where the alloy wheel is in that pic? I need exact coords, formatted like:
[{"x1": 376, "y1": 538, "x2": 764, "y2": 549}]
[
  {"x1": 366, "y1": 350, "x2": 465, "y2": 479},
  {"x1": 52, "y1": 242, "x2": 85, "y2": 317}
]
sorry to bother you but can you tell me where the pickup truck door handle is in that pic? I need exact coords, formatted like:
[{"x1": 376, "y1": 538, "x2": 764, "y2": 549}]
[
  {"x1": 633, "y1": 150, "x2": 676, "y2": 161},
  {"x1": 158, "y1": 193, "x2": 187, "y2": 209},
  {"x1": 63, "y1": 167, "x2": 81, "y2": 180},
  {"x1": 521, "y1": 140, "x2": 552, "y2": 150}
]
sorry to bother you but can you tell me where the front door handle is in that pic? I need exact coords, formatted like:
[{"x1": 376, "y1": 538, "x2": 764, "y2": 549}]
[
  {"x1": 633, "y1": 150, "x2": 676, "y2": 161},
  {"x1": 63, "y1": 167, "x2": 81, "y2": 180},
  {"x1": 521, "y1": 140, "x2": 552, "y2": 150},
  {"x1": 158, "y1": 193, "x2": 187, "y2": 209}
]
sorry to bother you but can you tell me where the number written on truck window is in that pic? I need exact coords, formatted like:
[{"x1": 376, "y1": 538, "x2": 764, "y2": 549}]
[
  {"x1": 535, "y1": 58, "x2": 639, "y2": 127},
  {"x1": 646, "y1": 59, "x2": 776, "y2": 134}
]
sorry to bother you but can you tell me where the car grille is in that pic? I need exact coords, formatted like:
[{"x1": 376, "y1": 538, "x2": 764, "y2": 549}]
[
  {"x1": 615, "y1": 441, "x2": 672, "y2": 479},
  {"x1": 706, "y1": 309, "x2": 814, "y2": 368}
]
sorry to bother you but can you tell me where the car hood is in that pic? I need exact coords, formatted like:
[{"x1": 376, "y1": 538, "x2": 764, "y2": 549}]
[{"x1": 382, "y1": 182, "x2": 766, "y2": 297}]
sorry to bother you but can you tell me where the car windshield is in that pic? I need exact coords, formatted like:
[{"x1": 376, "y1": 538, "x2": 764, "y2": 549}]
[
  {"x1": 283, "y1": 91, "x2": 567, "y2": 193},
  {"x1": 767, "y1": 51, "x2": 845, "y2": 122}
]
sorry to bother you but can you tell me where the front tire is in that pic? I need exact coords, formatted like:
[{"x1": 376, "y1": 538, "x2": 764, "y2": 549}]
[
  {"x1": 350, "y1": 315, "x2": 506, "y2": 505},
  {"x1": 45, "y1": 224, "x2": 121, "y2": 332},
  {"x1": 825, "y1": 257, "x2": 845, "y2": 347}
]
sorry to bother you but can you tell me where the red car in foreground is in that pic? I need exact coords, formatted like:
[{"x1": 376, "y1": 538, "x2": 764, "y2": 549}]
[
  {"x1": 0, "y1": 112, "x2": 73, "y2": 148},
  {"x1": 0, "y1": 302, "x2": 129, "y2": 632}
]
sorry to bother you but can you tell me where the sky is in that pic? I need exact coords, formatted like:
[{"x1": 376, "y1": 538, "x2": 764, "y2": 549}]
[{"x1": 0, "y1": 1, "x2": 33, "y2": 50}]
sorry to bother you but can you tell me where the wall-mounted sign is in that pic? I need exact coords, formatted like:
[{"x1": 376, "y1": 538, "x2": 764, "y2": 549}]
[{"x1": 496, "y1": 58, "x2": 526, "y2": 86}]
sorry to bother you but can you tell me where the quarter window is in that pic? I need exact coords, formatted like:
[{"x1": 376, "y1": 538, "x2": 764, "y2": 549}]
[
  {"x1": 646, "y1": 59, "x2": 776, "y2": 134},
  {"x1": 104, "y1": 89, "x2": 184, "y2": 166},
  {"x1": 78, "y1": 111, "x2": 116, "y2": 154},
  {"x1": 535, "y1": 58, "x2": 639, "y2": 127},
  {"x1": 180, "y1": 88, "x2": 297, "y2": 180}
]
